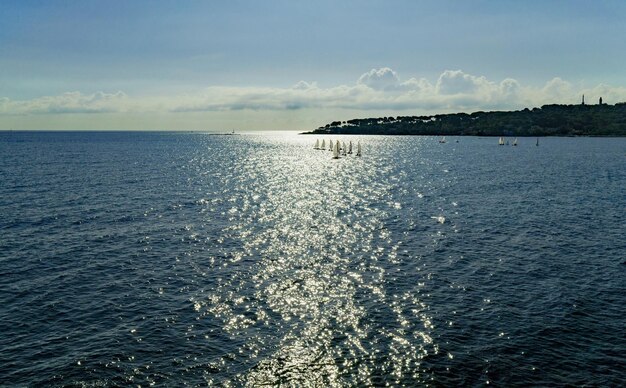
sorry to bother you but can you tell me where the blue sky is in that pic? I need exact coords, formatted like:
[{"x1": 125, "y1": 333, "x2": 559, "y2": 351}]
[{"x1": 2, "y1": 0, "x2": 626, "y2": 130}]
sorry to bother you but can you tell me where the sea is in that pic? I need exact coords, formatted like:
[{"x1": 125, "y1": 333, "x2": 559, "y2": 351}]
[{"x1": 1, "y1": 131, "x2": 624, "y2": 387}]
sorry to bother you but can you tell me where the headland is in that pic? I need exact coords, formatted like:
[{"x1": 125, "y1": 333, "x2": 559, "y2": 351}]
[{"x1": 302, "y1": 103, "x2": 626, "y2": 136}]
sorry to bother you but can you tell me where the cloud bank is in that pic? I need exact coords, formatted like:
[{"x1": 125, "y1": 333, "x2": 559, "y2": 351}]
[{"x1": 3, "y1": 69, "x2": 626, "y2": 117}]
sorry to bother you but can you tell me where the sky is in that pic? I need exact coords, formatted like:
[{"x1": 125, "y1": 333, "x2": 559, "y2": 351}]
[{"x1": 2, "y1": 0, "x2": 626, "y2": 131}]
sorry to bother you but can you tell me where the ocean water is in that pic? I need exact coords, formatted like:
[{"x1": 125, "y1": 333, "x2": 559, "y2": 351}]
[{"x1": 0, "y1": 131, "x2": 624, "y2": 386}]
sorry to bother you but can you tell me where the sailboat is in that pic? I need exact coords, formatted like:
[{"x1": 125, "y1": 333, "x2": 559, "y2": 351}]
[
  {"x1": 356, "y1": 141, "x2": 362, "y2": 157},
  {"x1": 321, "y1": 139, "x2": 326, "y2": 150},
  {"x1": 439, "y1": 136, "x2": 446, "y2": 143},
  {"x1": 342, "y1": 141, "x2": 347, "y2": 156},
  {"x1": 348, "y1": 141, "x2": 353, "y2": 154},
  {"x1": 332, "y1": 139, "x2": 340, "y2": 159},
  {"x1": 329, "y1": 140, "x2": 333, "y2": 151},
  {"x1": 498, "y1": 137, "x2": 505, "y2": 145},
  {"x1": 314, "y1": 139, "x2": 320, "y2": 149},
  {"x1": 513, "y1": 138, "x2": 518, "y2": 146},
  {"x1": 536, "y1": 138, "x2": 539, "y2": 146}
]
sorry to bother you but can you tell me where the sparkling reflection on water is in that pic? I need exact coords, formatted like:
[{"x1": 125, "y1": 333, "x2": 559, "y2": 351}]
[
  {"x1": 0, "y1": 132, "x2": 624, "y2": 386},
  {"x1": 195, "y1": 134, "x2": 441, "y2": 386}
]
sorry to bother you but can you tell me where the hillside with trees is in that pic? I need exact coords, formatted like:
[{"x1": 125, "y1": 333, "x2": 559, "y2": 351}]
[{"x1": 302, "y1": 103, "x2": 626, "y2": 136}]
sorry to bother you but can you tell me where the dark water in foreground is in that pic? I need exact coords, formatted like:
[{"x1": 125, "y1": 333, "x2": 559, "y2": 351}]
[{"x1": 1, "y1": 131, "x2": 624, "y2": 386}]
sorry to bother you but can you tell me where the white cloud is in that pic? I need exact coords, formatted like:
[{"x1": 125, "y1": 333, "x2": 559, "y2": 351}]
[
  {"x1": 436, "y1": 70, "x2": 493, "y2": 95},
  {"x1": 3, "y1": 69, "x2": 626, "y2": 118},
  {"x1": 357, "y1": 67, "x2": 401, "y2": 90},
  {"x1": 292, "y1": 80, "x2": 317, "y2": 90},
  {"x1": 0, "y1": 91, "x2": 128, "y2": 114},
  {"x1": 401, "y1": 77, "x2": 433, "y2": 92},
  {"x1": 541, "y1": 77, "x2": 573, "y2": 101},
  {"x1": 499, "y1": 78, "x2": 521, "y2": 97}
]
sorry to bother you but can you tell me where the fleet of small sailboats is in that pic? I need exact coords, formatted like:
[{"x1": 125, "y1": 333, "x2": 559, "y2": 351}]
[
  {"x1": 497, "y1": 136, "x2": 541, "y2": 146},
  {"x1": 314, "y1": 138, "x2": 362, "y2": 158},
  {"x1": 314, "y1": 135, "x2": 540, "y2": 158}
]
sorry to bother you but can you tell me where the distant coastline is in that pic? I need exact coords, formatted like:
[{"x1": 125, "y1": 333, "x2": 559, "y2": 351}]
[{"x1": 302, "y1": 103, "x2": 626, "y2": 137}]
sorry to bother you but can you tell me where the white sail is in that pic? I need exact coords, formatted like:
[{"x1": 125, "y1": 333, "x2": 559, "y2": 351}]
[
  {"x1": 499, "y1": 137, "x2": 504, "y2": 145},
  {"x1": 342, "y1": 141, "x2": 347, "y2": 155},
  {"x1": 329, "y1": 140, "x2": 333, "y2": 151},
  {"x1": 332, "y1": 139, "x2": 340, "y2": 158},
  {"x1": 356, "y1": 141, "x2": 362, "y2": 157},
  {"x1": 348, "y1": 141, "x2": 353, "y2": 154},
  {"x1": 314, "y1": 139, "x2": 319, "y2": 149},
  {"x1": 439, "y1": 136, "x2": 446, "y2": 143},
  {"x1": 513, "y1": 138, "x2": 518, "y2": 146}
]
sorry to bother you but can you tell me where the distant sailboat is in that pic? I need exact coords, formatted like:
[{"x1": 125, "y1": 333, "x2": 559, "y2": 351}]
[
  {"x1": 329, "y1": 140, "x2": 333, "y2": 151},
  {"x1": 536, "y1": 138, "x2": 539, "y2": 146},
  {"x1": 321, "y1": 139, "x2": 326, "y2": 150},
  {"x1": 314, "y1": 139, "x2": 320, "y2": 149},
  {"x1": 332, "y1": 139, "x2": 340, "y2": 159},
  {"x1": 513, "y1": 138, "x2": 518, "y2": 146},
  {"x1": 348, "y1": 141, "x2": 353, "y2": 154},
  {"x1": 342, "y1": 141, "x2": 347, "y2": 156},
  {"x1": 356, "y1": 141, "x2": 362, "y2": 157},
  {"x1": 439, "y1": 136, "x2": 446, "y2": 143},
  {"x1": 498, "y1": 137, "x2": 505, "y2": 145}
]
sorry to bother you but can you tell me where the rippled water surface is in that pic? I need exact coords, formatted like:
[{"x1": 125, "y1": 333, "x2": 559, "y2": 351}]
[{"x1": 1, "y1": 131, "x2": 625, "y2": 386}]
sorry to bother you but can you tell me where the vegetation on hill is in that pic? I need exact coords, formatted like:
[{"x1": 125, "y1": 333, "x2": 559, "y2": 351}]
[{"x1": 302, "y1": 103, "x2": 626, "y2": 136}]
